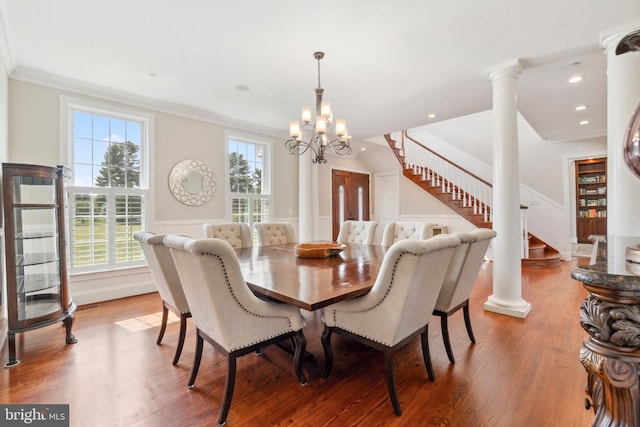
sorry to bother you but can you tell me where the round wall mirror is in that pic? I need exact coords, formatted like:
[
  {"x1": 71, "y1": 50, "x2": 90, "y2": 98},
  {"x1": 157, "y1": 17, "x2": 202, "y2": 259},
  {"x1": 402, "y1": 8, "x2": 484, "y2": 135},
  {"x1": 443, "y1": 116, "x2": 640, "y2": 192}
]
[{"x1": 168, "y1": 160, "x2": 216, "y2": 206}]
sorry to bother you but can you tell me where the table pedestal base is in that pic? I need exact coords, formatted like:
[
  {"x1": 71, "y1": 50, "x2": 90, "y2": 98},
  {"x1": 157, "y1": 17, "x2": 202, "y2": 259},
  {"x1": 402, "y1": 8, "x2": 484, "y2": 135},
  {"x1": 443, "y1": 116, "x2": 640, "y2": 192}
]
[{"x1": 580, "y1": 338, "x2": 640, "y2": 426}]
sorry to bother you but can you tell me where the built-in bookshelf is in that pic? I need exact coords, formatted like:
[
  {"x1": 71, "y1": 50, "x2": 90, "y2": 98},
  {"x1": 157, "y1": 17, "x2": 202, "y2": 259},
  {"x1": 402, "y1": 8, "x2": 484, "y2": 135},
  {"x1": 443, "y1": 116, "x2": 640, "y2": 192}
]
[{"x1": 575, "y1": 158, "x2": 607, "y2": 243}]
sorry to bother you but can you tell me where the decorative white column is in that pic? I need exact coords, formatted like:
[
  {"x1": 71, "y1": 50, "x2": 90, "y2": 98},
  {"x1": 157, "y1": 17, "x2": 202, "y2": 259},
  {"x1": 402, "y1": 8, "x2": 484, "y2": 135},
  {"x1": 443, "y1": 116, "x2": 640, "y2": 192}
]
[
  {"x1": 484, "y1": 60, "x2": 531, "y2": 318},
  {"x1": 298, "y1": 153, "x2": 313, "y2": 241},
  {"x1": 601, "y1": 25, "x2": 640, "y2": 237}
]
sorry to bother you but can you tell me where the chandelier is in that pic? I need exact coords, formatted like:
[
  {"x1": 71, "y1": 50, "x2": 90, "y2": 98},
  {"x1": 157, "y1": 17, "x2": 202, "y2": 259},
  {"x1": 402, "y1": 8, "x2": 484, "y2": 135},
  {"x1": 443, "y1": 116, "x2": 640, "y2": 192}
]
[{"x1": 286, "y1": 51, "x2": 351, "y2": 164}]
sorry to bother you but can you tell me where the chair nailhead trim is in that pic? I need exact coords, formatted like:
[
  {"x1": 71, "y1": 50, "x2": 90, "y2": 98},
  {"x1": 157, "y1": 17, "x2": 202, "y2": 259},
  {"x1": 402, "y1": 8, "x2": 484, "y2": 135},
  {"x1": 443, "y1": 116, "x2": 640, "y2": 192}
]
[
  {"x1": 331, "y1": 251, "x2": 422, "y2": 345},
  {"x1": 202, "y1": 251, "x2": 295, "y2": 351}
]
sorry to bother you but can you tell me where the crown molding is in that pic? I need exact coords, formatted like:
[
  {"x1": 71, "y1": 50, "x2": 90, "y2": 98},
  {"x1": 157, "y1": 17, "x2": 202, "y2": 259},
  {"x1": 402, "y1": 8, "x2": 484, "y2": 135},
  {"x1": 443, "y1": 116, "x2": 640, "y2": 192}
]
[
  {"x1": 541, "y1": 126, "x2": 607, "y2": 144},
  {"x1": 10, "y1": 66, "x2": 288, "y2": 140}
]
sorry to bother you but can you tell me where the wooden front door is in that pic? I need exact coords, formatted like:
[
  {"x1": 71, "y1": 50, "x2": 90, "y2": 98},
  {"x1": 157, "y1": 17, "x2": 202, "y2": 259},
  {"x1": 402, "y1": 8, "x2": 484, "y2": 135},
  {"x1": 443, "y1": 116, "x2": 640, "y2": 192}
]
[{"x1": 331, "y1": 169, "x2": 370, "y2": 240}]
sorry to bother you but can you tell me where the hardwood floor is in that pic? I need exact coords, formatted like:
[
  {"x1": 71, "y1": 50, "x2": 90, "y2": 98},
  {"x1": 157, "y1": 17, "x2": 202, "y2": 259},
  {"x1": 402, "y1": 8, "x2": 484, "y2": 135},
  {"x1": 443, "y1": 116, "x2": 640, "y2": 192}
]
[{"x1": 0, "y1": 258, "x2": 595, "y2": 426}]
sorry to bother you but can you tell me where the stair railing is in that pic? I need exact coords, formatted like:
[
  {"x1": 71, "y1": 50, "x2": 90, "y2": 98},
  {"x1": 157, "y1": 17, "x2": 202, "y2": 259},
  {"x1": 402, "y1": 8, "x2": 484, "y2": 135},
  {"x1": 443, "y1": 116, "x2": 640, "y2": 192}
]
[{"x1": 390, "y1": 130, "x2": 493, "y2": 223}]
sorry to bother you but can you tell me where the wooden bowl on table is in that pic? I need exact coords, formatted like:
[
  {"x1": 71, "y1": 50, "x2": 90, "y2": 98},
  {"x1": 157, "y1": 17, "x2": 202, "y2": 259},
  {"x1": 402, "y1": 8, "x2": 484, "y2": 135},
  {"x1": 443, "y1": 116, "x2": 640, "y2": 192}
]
[{"x1": 295, "y1": 242, "x2": 346, "y2": 258}]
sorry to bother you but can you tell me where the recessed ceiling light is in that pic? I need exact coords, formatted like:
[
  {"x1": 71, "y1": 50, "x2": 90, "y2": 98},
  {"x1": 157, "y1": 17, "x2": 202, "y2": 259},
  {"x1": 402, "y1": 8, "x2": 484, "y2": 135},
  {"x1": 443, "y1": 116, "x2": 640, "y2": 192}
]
[
  {"x1": 579, "y1": 120, "x2": 590, "y2": 125},
  {"x1": 569, "y1": 75, "x2": 583, "y2": 84},
  {"x1": 235, "y1": 84, "x2": 250, "y2": 92},
  {"x1": 427, "y1": 113, "x2": 436, "y2": 119},
  {"x1": 575, "y1": 105, "x2": 587, "y2": 111},
  {"x1": 360, "y1": 147, "x2": 366, "y2": 151}
]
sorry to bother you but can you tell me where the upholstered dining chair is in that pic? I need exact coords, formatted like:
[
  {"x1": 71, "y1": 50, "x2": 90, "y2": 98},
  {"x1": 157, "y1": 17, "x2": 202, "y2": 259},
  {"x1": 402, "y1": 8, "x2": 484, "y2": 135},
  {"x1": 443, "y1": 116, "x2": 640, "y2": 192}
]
[
  {"x1": 163, "y1": 235, "x2": 308, "y2": 426},
  {"x1": 134, "y1": 231, "x2": 191, "y2": 365},
  {"x1": 336, "y1": 220, "x2": 378, "y2": 244},
  {"x1": 202, "y1": 222, "x2": 253, "y2": 248},
  {"x1": 433, "y1": 228, "x2": 496, "y2": 364},
  {"x1": 255, "y1": 222, "x2": 296, "y2": 245},
  {"x1": 320, "y1": 236, "x2": 461, "y2": 416},
  {"x1": 380, "y1": 221, "x2": 431, "y2": 246}
]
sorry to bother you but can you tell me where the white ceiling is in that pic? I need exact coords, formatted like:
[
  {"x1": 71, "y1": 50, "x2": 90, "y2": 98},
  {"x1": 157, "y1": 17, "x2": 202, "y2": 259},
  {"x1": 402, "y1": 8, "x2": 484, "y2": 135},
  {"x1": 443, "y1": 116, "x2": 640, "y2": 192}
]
[{"x1": 2, "y1": 1, "x2": 640, "y2": 151}]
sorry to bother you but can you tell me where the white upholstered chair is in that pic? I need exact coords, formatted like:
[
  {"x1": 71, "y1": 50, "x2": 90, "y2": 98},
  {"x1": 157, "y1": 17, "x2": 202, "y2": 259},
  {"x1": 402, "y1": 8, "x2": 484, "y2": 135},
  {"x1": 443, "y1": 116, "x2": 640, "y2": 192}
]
[
  {"x1": 255, "y1": 222, "x2": 296, "y2": 245},
  {"x1": 433, "y1": 228, "x2": 496, "y2": 364},
  {"x1": 163, "y1": 235, "x2": 307, "y2": 426},
  {"x1": 320, "y1": 235, "x2": 461, "y2": 416},
  {"x1": 134, "y1": 231, "x2": 191, "y2": 365},
  {"x1": 336, "y1": 220, "x2": 378, "y2": 244},
  {"x1": 380, "y1": 221, "x2": 431, "y2": 246},
  {"x1": 202, "y1": 222, "x2": 253, "y2": 248}
]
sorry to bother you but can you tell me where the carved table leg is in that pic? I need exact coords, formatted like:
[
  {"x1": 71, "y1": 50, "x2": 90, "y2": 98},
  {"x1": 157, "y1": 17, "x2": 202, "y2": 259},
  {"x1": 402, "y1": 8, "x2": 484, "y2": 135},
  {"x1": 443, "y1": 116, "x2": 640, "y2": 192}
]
[
  {"x1": 581, "y1": 343, "x2": 640, "y2": 426},
  {"x1": 579, "y1": 293, "x2": 640, "y2": 427}
]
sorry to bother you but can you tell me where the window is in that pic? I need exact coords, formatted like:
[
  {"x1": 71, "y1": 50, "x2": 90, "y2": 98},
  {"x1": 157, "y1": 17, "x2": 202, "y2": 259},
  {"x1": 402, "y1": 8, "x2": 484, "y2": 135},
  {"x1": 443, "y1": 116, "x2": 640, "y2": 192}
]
[
  {"x1": 227, "y1": 135, "x2": 271, "y2": 241},
  {"x1": 63, "y1": 100, "x2": 150, "y2": 273}
]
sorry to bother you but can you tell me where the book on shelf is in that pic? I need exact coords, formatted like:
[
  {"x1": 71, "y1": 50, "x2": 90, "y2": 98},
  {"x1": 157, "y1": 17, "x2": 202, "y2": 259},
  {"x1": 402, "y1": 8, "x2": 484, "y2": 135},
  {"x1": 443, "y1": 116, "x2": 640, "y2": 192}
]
[
  {"x1": 579, "y1": 209, "x2": 606, "y2": 218},
  {"x1": 579, "y1": 187, "x2": 606, "y2": 195},
  {"x1": 578, "y1": 175, "x2": 606, "y2": 184}
]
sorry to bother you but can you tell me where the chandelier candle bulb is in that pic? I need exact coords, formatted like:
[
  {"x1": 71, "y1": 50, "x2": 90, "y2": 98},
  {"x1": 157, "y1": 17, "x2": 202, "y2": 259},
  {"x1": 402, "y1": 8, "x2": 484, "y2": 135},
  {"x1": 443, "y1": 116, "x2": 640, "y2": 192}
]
[
  {"x1": 316, "y1": 118, "x2": 326, "y2": 134},
  {"x1": 321, "y1": 101, "x2": 332, "y2": 118},
  {"x1": 289, "y1": 121, "x2": 301, "y2": 139},
  {"x1": 335, "y1": 119, "x2": 347, "y2": 137},
  {"x1": 301, "y1": 107, "x2": 312, "y2": 123}
]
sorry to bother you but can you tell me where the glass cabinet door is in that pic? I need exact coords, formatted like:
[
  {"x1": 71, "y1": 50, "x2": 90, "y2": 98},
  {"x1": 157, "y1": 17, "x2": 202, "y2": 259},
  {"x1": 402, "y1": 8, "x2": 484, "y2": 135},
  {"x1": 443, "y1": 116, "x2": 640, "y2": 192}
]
[
  {"x1": 3, "y1": 163, "x2": 76, "y2": 367},
  {"x1": 14, "y1": 206, "x2": 62, "y2": 321}
]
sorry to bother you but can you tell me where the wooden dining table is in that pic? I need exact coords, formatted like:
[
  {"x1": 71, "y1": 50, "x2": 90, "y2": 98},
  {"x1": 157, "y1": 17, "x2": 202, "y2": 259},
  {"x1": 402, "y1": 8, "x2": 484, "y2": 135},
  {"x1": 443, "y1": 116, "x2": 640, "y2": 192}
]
[
  {"x1": 234, "y1": 241, "x2": 388, "y2": 382},
  {"x1": 235, "y1": 241, "x2": 388, "y2": 311}
]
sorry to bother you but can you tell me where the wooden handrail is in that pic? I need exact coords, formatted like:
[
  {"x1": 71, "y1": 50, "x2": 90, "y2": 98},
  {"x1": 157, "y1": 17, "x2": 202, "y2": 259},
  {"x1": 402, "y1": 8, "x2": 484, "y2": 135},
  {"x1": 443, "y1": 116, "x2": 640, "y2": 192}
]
[
  {"x1": 401, "y1": 131, "x2": 492, "y2": 188},
  {"x1": 386, "y1": 130, "x2": 528, "y2": 212}
]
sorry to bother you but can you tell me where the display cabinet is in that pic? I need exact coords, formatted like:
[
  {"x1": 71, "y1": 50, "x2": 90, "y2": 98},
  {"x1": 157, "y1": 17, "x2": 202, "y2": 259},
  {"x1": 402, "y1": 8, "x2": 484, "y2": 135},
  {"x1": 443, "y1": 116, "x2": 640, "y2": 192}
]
[
  {"x1": 575, "y1": 158, "x2": 607, "y2": 243},
  {"x1": 3, "y1": 163, "x2": 76, "y2": 367}
]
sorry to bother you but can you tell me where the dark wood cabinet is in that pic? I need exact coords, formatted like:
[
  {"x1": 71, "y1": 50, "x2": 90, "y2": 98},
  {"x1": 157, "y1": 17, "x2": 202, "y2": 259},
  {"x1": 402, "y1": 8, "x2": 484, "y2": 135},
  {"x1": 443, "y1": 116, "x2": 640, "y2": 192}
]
[
  {"x1": 575, "y1": 158, "x2": 607, "y2": 243},
  {"x1": 3, "y1": 163, "x2": 76, "y2": 367}
]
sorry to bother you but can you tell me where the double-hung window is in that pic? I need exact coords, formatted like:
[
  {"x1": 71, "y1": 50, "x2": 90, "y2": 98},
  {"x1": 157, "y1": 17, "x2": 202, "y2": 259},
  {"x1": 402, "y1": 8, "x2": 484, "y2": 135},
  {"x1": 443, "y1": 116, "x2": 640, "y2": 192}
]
[
  {"x1": 63, "y1": 100, "x2": 150, "y2": 273},
  {"x1": 227, "y1": 135, "x2": 271, "y2": 241}
]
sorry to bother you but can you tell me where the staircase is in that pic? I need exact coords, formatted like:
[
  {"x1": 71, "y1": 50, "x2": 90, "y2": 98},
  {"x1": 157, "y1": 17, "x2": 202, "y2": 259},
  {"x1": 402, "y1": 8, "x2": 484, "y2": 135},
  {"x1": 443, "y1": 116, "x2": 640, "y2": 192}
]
[{"x1": 384, "y1": 131, "x2": 560, "y2": 268}]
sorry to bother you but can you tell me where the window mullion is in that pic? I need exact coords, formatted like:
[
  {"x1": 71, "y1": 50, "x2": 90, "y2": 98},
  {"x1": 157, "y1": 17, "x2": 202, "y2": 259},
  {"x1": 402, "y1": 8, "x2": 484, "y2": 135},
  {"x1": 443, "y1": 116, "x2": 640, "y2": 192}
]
[{"x1": 107, "y1": 188, "x2": 116, "y2": 267}]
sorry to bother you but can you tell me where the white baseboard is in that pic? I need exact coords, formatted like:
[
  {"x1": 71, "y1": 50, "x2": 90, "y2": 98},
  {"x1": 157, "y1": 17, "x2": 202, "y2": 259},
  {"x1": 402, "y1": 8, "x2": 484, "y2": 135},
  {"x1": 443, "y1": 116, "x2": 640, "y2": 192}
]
[
  {"x1": 69, "y1": 267, "x2": 156, "y2": 305},
  {"x1": 71, "y1": 280, "x2": 156, "y2": 306}
]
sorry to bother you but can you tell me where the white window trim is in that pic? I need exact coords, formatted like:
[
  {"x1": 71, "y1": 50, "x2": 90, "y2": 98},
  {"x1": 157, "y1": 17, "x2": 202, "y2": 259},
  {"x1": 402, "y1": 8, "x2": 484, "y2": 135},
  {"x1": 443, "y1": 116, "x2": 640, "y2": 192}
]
[
  {"x1": 224, "y1": 130, "x2": 273, "y2": 222},
  {"x1": 59, "y1": 95, "x2": 154, "y2": 274}
]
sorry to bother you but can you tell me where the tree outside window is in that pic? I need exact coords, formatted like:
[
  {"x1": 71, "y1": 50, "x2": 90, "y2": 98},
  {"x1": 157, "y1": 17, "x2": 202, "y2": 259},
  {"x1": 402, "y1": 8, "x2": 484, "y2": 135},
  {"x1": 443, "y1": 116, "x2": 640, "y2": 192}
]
[{"x1": 228, "y1": 138, "x2": 270, "y2": 240}]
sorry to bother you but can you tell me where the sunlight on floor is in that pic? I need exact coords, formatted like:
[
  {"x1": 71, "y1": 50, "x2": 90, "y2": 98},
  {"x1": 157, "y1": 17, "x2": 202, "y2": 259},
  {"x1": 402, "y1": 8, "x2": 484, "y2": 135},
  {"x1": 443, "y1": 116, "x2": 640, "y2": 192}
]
[{"x1": 115, "y1": 311, "x2": 179, "y2": 332}]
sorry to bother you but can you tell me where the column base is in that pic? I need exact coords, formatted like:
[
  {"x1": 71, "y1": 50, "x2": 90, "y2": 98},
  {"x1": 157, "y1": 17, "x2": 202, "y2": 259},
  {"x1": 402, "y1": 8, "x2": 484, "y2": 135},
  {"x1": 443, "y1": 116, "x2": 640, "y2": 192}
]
[{"x1": 483, "y1": 295, "x2": 531, "y2": 318}]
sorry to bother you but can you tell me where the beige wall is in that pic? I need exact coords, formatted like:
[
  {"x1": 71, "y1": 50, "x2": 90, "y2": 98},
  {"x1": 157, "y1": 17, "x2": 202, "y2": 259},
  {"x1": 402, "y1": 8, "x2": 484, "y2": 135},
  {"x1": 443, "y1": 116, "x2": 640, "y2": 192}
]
[{"x1": 9, "y1": 81, "x2": 60, "y2": 165}]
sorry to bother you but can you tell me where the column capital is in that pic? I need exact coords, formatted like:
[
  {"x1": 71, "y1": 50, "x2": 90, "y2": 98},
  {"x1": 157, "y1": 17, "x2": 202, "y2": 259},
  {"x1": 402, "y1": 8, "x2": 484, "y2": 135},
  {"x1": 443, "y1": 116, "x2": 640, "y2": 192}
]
[
  {"x1": 486, "y1": 59, "x2": 522, "y2": 84},
  {"x1": 600, "y1": 20, "x2": 640, "y2": 55}
]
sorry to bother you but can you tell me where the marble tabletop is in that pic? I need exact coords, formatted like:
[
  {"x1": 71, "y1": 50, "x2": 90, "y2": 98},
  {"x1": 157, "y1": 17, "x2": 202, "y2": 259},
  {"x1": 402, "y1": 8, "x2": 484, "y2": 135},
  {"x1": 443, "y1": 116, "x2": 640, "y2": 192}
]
[{"x1": 570, "y1": 235, "x2": 640, "y2": 289}]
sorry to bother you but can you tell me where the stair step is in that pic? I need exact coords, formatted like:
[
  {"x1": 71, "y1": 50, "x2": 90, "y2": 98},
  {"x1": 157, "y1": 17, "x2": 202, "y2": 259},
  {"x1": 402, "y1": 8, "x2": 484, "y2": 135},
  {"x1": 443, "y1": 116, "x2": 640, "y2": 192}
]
[
  {"x1": 528, "y1": 242, "x2": 546, "y2": 258},
  {"x1": 522, "y1": 253, "x2": 561, "y2": 268}
]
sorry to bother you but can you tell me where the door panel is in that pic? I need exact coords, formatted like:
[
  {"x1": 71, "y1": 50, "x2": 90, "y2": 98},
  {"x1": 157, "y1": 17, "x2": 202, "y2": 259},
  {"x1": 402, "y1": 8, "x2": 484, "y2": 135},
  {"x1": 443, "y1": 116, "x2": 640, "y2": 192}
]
[{"x1": 331, "y1": 170, "x2": 370, "y2": 240}]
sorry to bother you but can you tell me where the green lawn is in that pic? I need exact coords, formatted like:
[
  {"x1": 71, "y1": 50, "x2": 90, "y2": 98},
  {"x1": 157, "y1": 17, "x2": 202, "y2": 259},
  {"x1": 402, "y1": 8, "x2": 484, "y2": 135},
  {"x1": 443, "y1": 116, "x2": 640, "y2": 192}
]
[{"x1": 72, "y1": 220, "x2": 144, "y2": 267}]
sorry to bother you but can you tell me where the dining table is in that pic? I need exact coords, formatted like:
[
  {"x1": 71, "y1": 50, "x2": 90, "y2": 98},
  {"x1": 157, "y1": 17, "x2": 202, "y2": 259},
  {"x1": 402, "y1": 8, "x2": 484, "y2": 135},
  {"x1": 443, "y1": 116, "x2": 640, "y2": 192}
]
[{"x1": 234, "y1": 241, "x2": 388, "y2": 311}]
